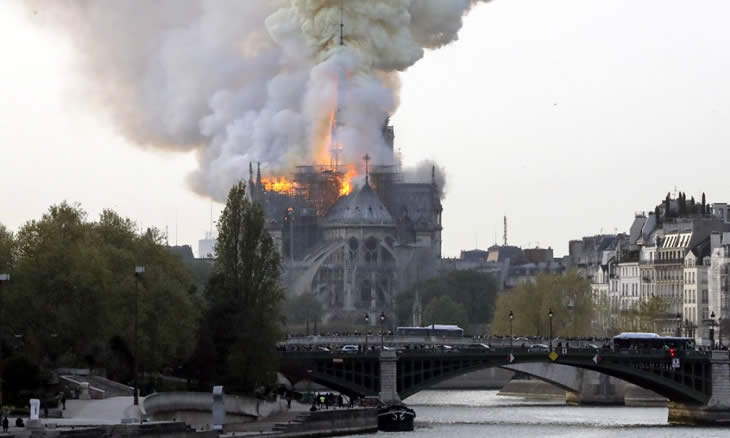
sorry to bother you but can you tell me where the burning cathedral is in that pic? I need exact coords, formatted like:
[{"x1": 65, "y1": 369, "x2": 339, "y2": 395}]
[
  {"x1": 239, "y1": 7, "x2": 450, "y2": 325},
  {"x1": 247, "y1": 119, "x2": 443, "y2": 324}
]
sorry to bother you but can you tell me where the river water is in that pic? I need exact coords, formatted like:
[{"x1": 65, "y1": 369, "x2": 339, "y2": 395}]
[{"x1": 356, "y1": 390, "x2": 727, "y2": 437}]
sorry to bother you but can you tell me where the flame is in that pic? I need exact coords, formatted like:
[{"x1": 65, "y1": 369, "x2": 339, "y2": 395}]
[
  {"x1": 261, "y1": 176, "x2": 297, "y2": 194},
  {"x1": 339, "y1": 165, "x2": 356, "y2": 196}
]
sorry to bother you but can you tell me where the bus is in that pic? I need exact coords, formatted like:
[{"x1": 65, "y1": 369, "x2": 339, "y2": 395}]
[
  {"x1": 612, "y1": 332, "x2": 695, "y2": 351},
  {"x1": 396, "y1": 325, "x2": 464, "y2": 338}
]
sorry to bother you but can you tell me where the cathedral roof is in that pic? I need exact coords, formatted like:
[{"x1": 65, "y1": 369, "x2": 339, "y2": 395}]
[{"x1": 325, "y1": 181, "x2": 394, "y2": 226}]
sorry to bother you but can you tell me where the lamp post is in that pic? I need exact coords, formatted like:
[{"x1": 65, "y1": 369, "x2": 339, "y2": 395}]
[
  {"x1": 0, "y1": 273, "x2": 9, "y2": 407},
  {"x1": 364, "y1": 313, "x2": 369, "y2": 352},
  {"x1": 508, "y1": 310, "x2": 514, "y2": 353},
  {"x1": 134, "y1": 266, "x2": 144, "y2": 406},
  {"x1": 548, "y1": 308, "x2": 553, "y2": 352},
  {"x1": 675, "y1": 312, "x2": 682, "y2": 337},
  {"x1": 717, "y1": 316, "x2": 722, "y2": 348},
  {"x1": 710, "y1": 311, "x2": 716, "y2": 349},
  {"x1": 380, "y1": 312, "x2": 385, "y2": 350}
]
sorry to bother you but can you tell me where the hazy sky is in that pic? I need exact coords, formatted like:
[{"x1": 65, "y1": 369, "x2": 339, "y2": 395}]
[{"x1": 2, "y1": 0, "x2": 729, "y2": 257}]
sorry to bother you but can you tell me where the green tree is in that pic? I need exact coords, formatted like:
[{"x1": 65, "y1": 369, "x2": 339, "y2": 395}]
[
  {"x1": 284, "y1": 292, "x2": 323, "y2": 326},
  {"x1": 202, "y1": 181, "x2": 283, "y2": 393},
  {"x1": 492, "y1": 272, "x2": 593, "y2": 337},
  {"x1": 3, "y1": 203, "x2": 200, "y2": 384},
  {"x1": 636, "y1": 296, "x2": 670, "y2": 332},
  {"x1": 396, "y1": 270, "x2": 498, "y2": 331},
  {"x1": 422, "y1": 295, "x2": 469, "y2": 329},
  {"x1": 0, "y1": 223, "x2": 14, "y2": 273}
]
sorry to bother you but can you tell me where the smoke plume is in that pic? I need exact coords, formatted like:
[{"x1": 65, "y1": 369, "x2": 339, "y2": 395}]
[{"x1": 24, "y1": 0, "x2": 490, "y2": 200}]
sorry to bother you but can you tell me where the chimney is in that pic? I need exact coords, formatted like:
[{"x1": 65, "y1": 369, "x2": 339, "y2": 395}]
[{"x1": 711, "y1": 231, "x2": 722, "y2": 250}]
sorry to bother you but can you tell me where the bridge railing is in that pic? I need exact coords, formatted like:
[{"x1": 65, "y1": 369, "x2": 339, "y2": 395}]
[{"x1": 279, "y1": 343, "x2": 714, "y2": 359}]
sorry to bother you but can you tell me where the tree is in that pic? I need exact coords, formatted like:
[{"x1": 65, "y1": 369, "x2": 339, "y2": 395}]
[
  {"x1": 636, "y1": 296, "x2": 669, "y2": 332},
  {"x1": 284, "y1": 292, "x2": 323, "y2": 326},
  {"x1": 396, "y1": 270, "x2": 498, "y2": 331},
  {"x1": 492, "y1": 272, "x2": 593, "y2": 337},
  {"x1": 3, "y1": 203, "x2": 200, "y2": 383},
  {"x1": 702, "y1": 192, "x2": 707, "y2": 213},
  {"x1": 202, "y1": 181, "x2": 283, "y2": 393},
  {"x1": 422, "y1": 295, "x2": 469, "y2": 330},
  {"x1": 0, "y1": 223, "x2": 14, "y2": 273}
]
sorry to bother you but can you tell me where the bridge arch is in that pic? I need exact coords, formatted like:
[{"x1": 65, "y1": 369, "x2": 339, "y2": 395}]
[
  {"x1": 394, "y1": 353, "x2": 709, "y2": 403},
  {"x1": 278, "y1": 350, "x2": 712, "y2": 405}
]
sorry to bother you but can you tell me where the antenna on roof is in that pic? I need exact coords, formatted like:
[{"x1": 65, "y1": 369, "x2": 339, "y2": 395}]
[
  {"x1": 503, "y1": 216, "x2": 508, "y2": 246},
  {"x1": 339, "y1": 0, "x2": 344, "y2": 46}
]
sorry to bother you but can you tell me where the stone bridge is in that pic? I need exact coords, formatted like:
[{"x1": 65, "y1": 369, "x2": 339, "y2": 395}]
[{"x1": 278, "y1": 348, "x2": 730, "y2": 425}]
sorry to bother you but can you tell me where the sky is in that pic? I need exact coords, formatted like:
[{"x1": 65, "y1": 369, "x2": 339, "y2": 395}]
[{"x1": 1, "y1": 0, "x2": 729, "y2": 258}]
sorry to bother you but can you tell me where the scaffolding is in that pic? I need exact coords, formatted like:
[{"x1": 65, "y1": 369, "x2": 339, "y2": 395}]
[{"x1": 294, "y1": 165, "x2": 347, "y2": 217}]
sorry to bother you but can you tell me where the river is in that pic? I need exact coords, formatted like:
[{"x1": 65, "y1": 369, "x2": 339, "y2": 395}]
[{"x1": 354, "y1": 390, "x2": 727, "y2": 437}]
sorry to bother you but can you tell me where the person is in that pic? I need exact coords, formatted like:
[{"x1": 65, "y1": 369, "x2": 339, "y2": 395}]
[
  {"x1": 15, "y1": 417, "x2": 24, "y2": 428},
  {"x1": 61, "y1": 392, "x2": 67, "y2": 410},
  {"x1": 285, "y1": 392, "x2": 292, "y2": 409},
  {"x1": 2, "y1": 416, "x2": 9, "y2": 433}
]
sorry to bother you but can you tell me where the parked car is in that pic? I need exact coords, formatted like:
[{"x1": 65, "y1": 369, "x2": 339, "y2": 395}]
[
  {"x1": 341, "y1": 345, "x2": 359, "y2": 353},
  {"x1": 317, "y1": 346, "x2": 331, "y2": 352},
  {"x1": 528, "y1": 344, "x2": 550, "y2": 353}
]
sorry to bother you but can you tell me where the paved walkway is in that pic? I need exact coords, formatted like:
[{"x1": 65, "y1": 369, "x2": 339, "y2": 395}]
[
  {"x1": 0, "y1": 396, "x2": 141, "y2": 437},
  {"x1": 62, "y1": 396, "x2": 138, "y2": 424}
]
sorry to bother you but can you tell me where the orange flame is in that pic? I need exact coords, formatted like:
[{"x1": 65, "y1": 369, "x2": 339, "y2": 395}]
[
  {"x1": 261, "y1": 176, "x2": 297, "y2": 194},
  {"x1": 339, "y1": 165, "x2": 356, "y2": 196}
]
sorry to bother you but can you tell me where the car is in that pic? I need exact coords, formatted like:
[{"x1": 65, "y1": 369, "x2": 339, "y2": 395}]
[
  {"x1": 460, "y1": 343, "x2": 491, "y2": 352},
  {"x1": 584, "y1": 343, "x2": 600, "y2": 351},
  {"x1": 317, "y1": 346, "x2": 331, "y2": 352},
  {"x1": 341, "y1": 345, "x2": 359, "y2": 353},
  {"x1": 528, "y1": 344, "x2": 550, "y2": 353}
]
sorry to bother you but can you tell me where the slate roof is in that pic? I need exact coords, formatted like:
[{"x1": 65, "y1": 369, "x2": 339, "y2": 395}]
[{"x1": 325, "y1": 182, "x2": 394, "y2": 225}]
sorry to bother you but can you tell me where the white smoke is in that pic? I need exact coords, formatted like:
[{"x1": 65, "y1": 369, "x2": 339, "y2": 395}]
[{"x1": 23, "y1": 0, "x2": 490, "y2": 200}]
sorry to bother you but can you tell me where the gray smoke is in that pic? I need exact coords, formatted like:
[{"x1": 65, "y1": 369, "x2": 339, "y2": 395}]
[
  {"x1": 24, "y1": 0, "x2": 490, "y2": 200},
  {"x1": 403, "y1": 160, "x2": 448, "y2": 199}
]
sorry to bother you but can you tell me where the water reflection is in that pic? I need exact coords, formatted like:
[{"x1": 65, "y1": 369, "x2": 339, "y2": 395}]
[{"x1": 353, "y1": 390, "x2": 728, "y2": 438}]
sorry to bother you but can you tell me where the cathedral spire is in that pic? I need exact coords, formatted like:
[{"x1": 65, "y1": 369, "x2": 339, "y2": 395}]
[{"x1": 363, "y1": 153, "x2": 371, "y2": 186}]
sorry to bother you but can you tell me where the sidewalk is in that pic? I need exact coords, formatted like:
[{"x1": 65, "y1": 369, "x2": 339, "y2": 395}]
[{"x1": 0, "y1": 396, "x2": 140, "y2": 436}]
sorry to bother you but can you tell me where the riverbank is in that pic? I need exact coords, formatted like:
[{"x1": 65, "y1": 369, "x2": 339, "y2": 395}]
[{"x1": 223, "y1": 407, "x2": 378, "y2": 438}]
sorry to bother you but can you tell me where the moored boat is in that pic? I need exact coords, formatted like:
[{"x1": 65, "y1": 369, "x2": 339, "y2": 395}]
[{"x1": 377, "y1": 403, "x2": 416, "y2": 432}]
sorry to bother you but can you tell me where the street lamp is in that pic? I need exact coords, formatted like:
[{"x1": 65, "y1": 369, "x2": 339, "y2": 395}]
[
  {"x1": 380, "y1": 312, "x2": 386, "y2": 350},
  {"x1": 508, "y1": 311, "x2": 514, "y2": 353},
  {"x1": 675, "y1": 312, "x2": 682, "y2": 337},
  {"x1": 364, "y1": 313, "x2": 369, "y2": 352},
  {"x1": 717, "y1": 316, "x2": 722, "y2": 348},
  {"x1": 134, "y1": 266, "x2": 145, "y2": 406},
  {"x1": 710, "y1": 311, "x2": 716, "y2": 349},
  {"x1": 548, "y1": 308, "x2": 553, "y2": 352},
  {"x1": 0, "y1": 273, "x2": 9, "y2": 406}
]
